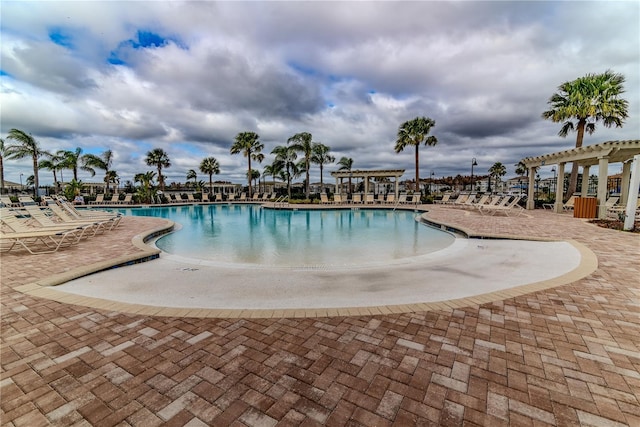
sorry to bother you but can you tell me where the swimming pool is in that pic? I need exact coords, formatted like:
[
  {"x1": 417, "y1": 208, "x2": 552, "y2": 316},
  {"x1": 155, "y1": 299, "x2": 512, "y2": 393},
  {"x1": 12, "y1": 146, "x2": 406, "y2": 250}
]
[{"x1": 114, "y1": 205, "x2": 456, "y2": 267}]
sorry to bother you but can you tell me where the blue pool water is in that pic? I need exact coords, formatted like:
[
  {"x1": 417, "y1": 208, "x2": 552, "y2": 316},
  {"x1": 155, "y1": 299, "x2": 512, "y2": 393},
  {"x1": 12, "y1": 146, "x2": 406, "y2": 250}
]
[{"x1": 114, "y1": 205, "x2": 455, "y2": 267}]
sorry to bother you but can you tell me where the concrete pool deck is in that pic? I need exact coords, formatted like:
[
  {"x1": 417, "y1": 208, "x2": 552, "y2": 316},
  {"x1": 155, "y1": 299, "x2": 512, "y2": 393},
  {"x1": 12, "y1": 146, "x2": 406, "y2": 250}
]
[{"x1": 2, "y1": 204, "x2": 639, "y2": 425}]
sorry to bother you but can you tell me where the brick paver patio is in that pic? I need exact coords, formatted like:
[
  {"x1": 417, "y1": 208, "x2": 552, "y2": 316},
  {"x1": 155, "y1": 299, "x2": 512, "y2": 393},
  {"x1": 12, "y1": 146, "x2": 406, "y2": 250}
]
[{"x1": 1, "y1": 205, "x2": 639, "y2": 426}]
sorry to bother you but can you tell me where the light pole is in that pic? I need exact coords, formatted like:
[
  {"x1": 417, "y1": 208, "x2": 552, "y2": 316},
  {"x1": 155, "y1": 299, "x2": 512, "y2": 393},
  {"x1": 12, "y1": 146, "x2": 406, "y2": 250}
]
[
  {"x1": 470, "y1": 158, "x2": 477, "y2": 192},
  {"x1": 20, "y1": 173, "x2": 24, "y2": 191},
  {"x1": 430, "y1": 171, "x2": 434, "y2": 195},
  {"x1": 551, "y1": 166, "x2": 557, "y2": 195}
]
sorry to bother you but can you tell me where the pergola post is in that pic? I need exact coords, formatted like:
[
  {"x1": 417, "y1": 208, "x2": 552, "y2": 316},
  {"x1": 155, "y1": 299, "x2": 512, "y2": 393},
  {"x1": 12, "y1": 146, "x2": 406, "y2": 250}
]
[
  {"x1": 597, "y1": 156, "x2": 609, "y2": 219},
  {"x1": 555, "y1": 162, "x2": 565, "y2": 213},
  {"x1": 581, "y1": 165, "x2": 590, "y2": 196},
  {"x1": 364, "y1": 174, "x2": 369, "y2": 195},
  {"x1": 526, "y1": 167, "x2": 536, "y2": 210},
  {"x1": 620, "y1": 160, "x2": 632, "y2": 205},
  {"x1": 624, "y1": 155, "x2": 640, "y2": 230}
]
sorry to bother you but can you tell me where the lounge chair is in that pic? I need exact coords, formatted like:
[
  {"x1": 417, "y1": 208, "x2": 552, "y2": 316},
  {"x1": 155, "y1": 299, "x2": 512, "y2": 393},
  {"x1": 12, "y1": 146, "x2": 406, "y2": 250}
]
[
  {"x1": 333, "y1": 194, "x2": 343, "y2": 204},
  {"x1": 173, "y1": 194, "x2": 185, "y2": 204},
  {"x1": 20, "y1": 205, "x2": 107, "y2": 237},
  {"x1": 239, "y1": 193, "x2": 247, "y2": 202},
  {"x1": 46, "y1": 199, "x2": 121, "y2": 229},
  {"x1": 466, "y1": 194, "x2": 489, "y2": 210},
  {"x1": 607, "y1": 198, "x2": 640, "y2": 219},
  {"x1": 320, "y1": 193, "x2": 330, "y2": 204},
  {"x1": 213, "y1": 193, "x2": 223, "y2": 202},
  {"x1": 252, "y1": 193, "x2": 261, "y2": 201},
  {"x1": 397, "y1": 194, "x2": 407, "y2": 204},
  {"x1": 121, "y1": 194, "x2": 133, "y2": 205},
  {"x1": 386, "y1": 194, "x2": 396, "y2": 204},
  {"x1": 90, "y1": 194, "x2": 105, "y2": 205},
  {"x1": 0, "y1": 195, "x2": 20, "y2": 207},
  {"x1": 365, "y1": 194, "x2": 375, "y2": 204},
  {"x1": 18, "y1": 196, "x2": 38, "y2": 206},
  {"x1": 479, "y1": 196, "x2": 524, "y2": 216},
  {"x1": 352, "y1": 194, "x2": 362, "y2": 204},
  {"x1": 435, "y1": 194, "x2": 451, "y2": 204},
  {"x1": 0, "y1": 227, "x2": 83, "y2": 254},
  {"x1": 186, "y1": 193, "x2": 197, "y2": 203}
]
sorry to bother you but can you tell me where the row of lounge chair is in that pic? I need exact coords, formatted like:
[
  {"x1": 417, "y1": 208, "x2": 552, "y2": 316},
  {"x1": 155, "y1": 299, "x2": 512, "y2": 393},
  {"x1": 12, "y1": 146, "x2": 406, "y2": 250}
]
[
  {"x1": 0, "y1": 196, "x2": 121, "y2": 254},
  {"x1": 440, "y1": 194, "x2": 525, "y2": 216},
  {"x1": 320, "y1": 193, "x2": 420, "y2": 205}
]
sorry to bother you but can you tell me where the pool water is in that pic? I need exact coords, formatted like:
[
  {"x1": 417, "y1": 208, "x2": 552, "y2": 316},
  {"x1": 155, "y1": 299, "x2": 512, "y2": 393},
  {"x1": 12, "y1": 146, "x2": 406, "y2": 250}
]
[{"x1": 114, "y1": 205, "x2": 456, "y2": 267}]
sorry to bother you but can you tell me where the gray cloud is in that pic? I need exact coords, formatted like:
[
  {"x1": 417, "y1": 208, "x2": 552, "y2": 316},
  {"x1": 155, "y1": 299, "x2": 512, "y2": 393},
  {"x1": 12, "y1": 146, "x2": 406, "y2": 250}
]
[{"x1": 0, "y1": 1, "x2": 638, "y2": 186}]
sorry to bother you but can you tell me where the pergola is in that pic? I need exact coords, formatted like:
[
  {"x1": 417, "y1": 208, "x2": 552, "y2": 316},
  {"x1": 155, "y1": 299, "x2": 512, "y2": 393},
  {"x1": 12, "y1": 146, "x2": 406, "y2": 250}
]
[
  {"x1": 330, "y1": 169, "x2": 405, "y2": 197},
  {"x1": 521, "y1": 140, "x2": 640, "y2": 218}
]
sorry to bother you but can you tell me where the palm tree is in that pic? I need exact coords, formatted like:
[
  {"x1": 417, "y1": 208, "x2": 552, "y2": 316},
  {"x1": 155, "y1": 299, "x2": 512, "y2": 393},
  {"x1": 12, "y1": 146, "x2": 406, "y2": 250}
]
[
  {"x1": 337, "y1": 156, "x2": 354, "y2": 194},
  {"x1": 542, "y1": 70, "x2": 629, "y2": 196},
  {"x1": 82, "y1": 149, "x2": 115, "y2": 192},
  {"x1": 272, "y1": 144, "x2": 300, "y2": 199},
  {"x1": 59, "y1": 147, "x2": 95, "y2": 181},
  {"x1": 230, "y1": 131, "x2": 264, "y2": 197},
  {"x1": 488, "y1": 162, "x2": 507, "y2": 193},
  {"x1": 145, "y1": 148, "x2": 171, "y2": 191},
  {"x1": 247, "y1": 169, "x2": 261, "y2": 193},
  {"x1": 287, "y1": 132, "x2": 314, "y2": 198},
  {"x1": 135, "y1": 171, "x2": 157, "y2": 203},
  {"x1": 263, "y1": 163, "x2": 283, "y2": 195},
  {"x1": 186, "y1": 169, "x2": 197, "y2": 188},
  {"x1": 311, "y1": 143, "x2": 334, "y2": 194},
  {"x1": 514, "y1": 160, "x2": 527, "y2": 177},
  {"x1": 395, "y1": 117, "x2": 438, "y2": 193},
  {"x1": 199, "y1": 157, "x2": 220, "y2": 195},
  {"x1": 5, "y1": 129, "x2": 45, "y2": 197},
  {"x1": 104, "y1": 170, "x2": 119, "y2": 192}
]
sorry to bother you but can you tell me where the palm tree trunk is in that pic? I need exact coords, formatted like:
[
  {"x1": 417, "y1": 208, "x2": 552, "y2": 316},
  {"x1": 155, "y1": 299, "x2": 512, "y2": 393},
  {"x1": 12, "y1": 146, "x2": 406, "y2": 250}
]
[
  {"x1": 209, "y1": 174, "x2": 213, "y2": 195},
  {"x1": 568, "y1": 119, "x2": 586, "y2": 197},
  {"x1": 415, "y1": 145, "x2": 420, "y2": 193},
  {"x1": 32, "y1": 155, "x2": 39, "y2": 197},
  {"x1": 305, "y1": 158, "x2": 310, "y2": 199},
  {"x1": 320, "y1": 164, "x2": 324, "y2": 194},
  {"x1": 1, "y1": 156, "x2": 5, "y2": 194},
  {"x1": 247, "y1": 158, "x2": 252, "y2": 197}
]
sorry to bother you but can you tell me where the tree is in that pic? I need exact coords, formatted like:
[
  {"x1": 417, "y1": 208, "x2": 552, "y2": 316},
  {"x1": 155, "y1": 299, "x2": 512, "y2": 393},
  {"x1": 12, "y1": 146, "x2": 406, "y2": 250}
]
[
  {"x1": 59, "y1": 147, "x2": 95, "y2": 181},
  {"x1": 488, "y1": 162, "x2": 507, "y2": 192},
  {"x1": 135, "y1": 171, "x2": 157, "y2": 204},
  {"x1": 263, "y1": 163, "x2": 283, "y2": 195},
  {"x1": 230, "y1": 132, "x2": 264, "y2": 197},
  {"x1": 311, "y1": 143, "x2": 334, "y2": 194},
  {"x1": 287, "y1": 132, "x2": 314, "y2": 198},
  {"x1": 514, "y1": 160, "x2": 527, "y2": 177},
  {"x1": 247, "y1": 169, "x2": 260, "y2": 193},
  {"x1": 337, "y1": 156, "x2": 354, "y2": 194},
  {"x1": 186, "y1": 169, "x2": 197, "y2": 188},
  {"x1": 395, "y1": 117, "x2": 438, "y2": 193},
  {"x1": 199, "y1": 157, "x2": 220, "y2": 195},
  {"x1": 145, "y1": 148, "x2": 171, "y2": 191},
  {"x1": 5, "y1": 129, "x2": 45, "y2": 197},
  {"x1": 542, "y1": 70, "x2": 629, "y2": 196},
  {"x1": 82, "y1": 149, "x2": 115, "y2": 192},
  {"x1": 272, "y1": 144, "x2": 300, "y2": 199},
  {"x1": 104, "y1": 170, "x2": 119, "y2": 192}
]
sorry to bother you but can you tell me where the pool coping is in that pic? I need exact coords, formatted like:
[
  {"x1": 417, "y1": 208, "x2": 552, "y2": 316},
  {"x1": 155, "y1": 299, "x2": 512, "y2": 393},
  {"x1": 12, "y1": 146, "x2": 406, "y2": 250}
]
[{"x1": 15, "y1": 207, "x2": 599, "y2": 318}]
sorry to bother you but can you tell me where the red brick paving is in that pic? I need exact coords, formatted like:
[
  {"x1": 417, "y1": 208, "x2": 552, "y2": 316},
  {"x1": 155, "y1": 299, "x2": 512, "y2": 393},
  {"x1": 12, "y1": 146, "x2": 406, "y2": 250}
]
[{"x1": 1, "y1": 207, "x2": 639, "y2": 426}]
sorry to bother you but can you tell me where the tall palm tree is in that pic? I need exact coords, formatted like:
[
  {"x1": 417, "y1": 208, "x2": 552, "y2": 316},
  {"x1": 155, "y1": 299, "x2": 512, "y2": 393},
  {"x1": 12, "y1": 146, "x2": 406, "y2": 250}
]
[
  {"x1": 59, "y1": 147, "x2": 95, "y2": 181},
  {"x1": 272, "y1": 144, "x2": 300, "y2": 199},
  {"x1": 395, "y1": 117, "x2": 438, "y2": 193},
  {"x1": 311, "y1": 143, "x2": 334, "y2": 194},
  {"x1": 82, "y1": 149, "x2": 114, "y2": 191},
  {"x1": 337, "y1": 156, "x2": 354, "y2": 194},
  {"x1": 488, "y1": 162, "x2": 507, "y2": 192},
  {"x1": 287, "y1": 132, "x2": 313, "y2": 198},
  {"x1": 0, "y1": 138, "x2": 5, "y2": 194},
  {"x1": 5, "y1": 129, "x2": 45, "y2": 197},
  {"x1": 542, "y1": 70, "x2": 629, "y2": 196},
  {"x1": 145, "y1": 148, "x2": 171, "y2": 191},
  {"x1": 199, "y1": 157, "x2": 220, "y2": 195},
  {"x1": 248, "y1": 169, "x2": 261, "y2": 193},
  {"x1": 230, "y1": 131, "x2": 264, "y2": 197}
]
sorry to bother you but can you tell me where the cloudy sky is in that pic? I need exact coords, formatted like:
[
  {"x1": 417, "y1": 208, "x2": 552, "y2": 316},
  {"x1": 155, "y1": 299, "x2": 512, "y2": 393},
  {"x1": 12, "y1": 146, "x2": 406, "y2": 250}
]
[{"x1": 1, "y1": 1, "x2": 639, "y2": 188}]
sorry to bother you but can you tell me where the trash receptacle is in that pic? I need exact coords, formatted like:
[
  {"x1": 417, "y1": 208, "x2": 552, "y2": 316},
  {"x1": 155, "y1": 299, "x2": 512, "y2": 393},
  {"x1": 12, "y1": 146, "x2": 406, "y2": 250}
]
[{"x1": 574, "y1": 197, "x2": 597, "y2": 218}]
